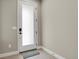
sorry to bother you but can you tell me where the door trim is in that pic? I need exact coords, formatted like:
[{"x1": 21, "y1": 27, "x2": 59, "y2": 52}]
[{"x1": 17, "y1": 0, "x2": 22, "y2": 52}]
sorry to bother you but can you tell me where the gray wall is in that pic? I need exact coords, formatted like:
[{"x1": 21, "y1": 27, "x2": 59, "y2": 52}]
[
  {"x1": 0, "y1": 0, "x2": 17, "y2": 53},
  {"x1": 0, "y1": 0, "x2": 2, "y2": 53},
  {"x1": 37, "y1": 1, "x2": 42, "y2": 46},
  {"x1": 41, "y1": 0, "x2": 78, "y2": 59}
]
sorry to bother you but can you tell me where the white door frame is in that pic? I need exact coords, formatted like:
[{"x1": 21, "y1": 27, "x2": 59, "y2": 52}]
[{"x1": 17, "y1": 0, "x2": 38, "y2": 52}]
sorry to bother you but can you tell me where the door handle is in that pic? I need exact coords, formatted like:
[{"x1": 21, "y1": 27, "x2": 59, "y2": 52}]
[{"x1": 19, "y1": 28, "x2": 22, "y2": 34}]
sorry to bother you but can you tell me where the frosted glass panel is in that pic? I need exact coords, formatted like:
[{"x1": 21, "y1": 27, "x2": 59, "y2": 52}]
[{"x1": 22, "y1": 4, "x2": 34, "y2": 46}]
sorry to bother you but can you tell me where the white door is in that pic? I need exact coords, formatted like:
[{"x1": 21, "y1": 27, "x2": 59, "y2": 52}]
[{"x1": 18, "y1": 0, "x2": 37, "y2": 52}]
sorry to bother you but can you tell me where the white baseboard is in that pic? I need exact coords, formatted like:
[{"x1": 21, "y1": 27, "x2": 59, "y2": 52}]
[
  {"x1": 41, "y1": 46, "x2": 66, "y2": 59},
  {"x1": 0, "y1": 46, "x2": 66, "y2": 59},
  {"x1": 0, "y1": 51, "x2": 19, "y2": 58}
]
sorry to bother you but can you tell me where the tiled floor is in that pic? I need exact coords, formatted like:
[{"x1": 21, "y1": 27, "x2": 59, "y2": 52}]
[{"x1": 1, "y1": 49, "x2": 55, "y2": 59}]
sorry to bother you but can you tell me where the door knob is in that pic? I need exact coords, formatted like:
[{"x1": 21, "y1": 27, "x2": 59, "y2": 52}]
[{"x1": 19, "y1": 28, "x2": 22, "y2": 34}]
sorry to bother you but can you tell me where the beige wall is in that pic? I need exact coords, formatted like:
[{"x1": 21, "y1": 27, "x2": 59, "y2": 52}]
[
  {"x1": 41, "y1": 0, "x2": 78, "y2": 59},
  {"x1": 0, "y1": 0, "x2": 17, "y2": 53}
]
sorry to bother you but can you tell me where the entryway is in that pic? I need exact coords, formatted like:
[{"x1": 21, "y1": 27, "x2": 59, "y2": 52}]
[{"x1": 18, "y1": 0, "x2": 38, "y2": 52}]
